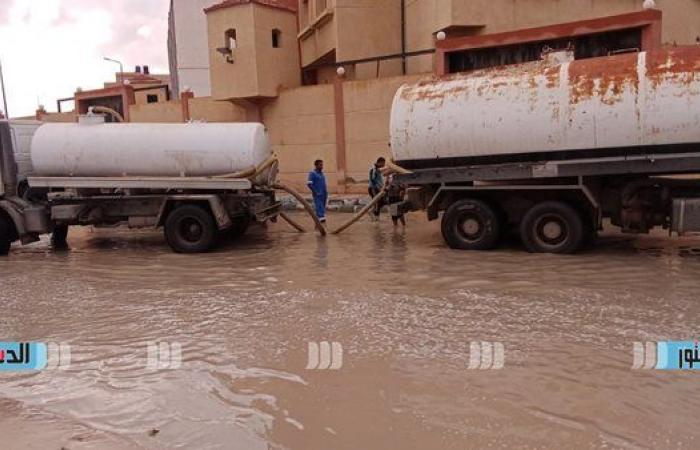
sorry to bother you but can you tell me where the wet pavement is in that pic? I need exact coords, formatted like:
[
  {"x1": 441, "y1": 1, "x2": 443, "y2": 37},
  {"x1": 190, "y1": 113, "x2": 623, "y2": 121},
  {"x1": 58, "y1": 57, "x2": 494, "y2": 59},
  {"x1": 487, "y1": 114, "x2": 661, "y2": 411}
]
[{"x1": 1, "y1": 213, "x2": 699, "y2": 449}]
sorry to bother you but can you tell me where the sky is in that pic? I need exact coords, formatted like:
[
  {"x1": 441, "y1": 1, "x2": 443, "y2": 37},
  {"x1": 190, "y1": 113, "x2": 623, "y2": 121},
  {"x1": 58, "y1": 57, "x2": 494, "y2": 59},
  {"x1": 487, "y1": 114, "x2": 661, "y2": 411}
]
[{"x1": 0, "y1": 0, "x2": 171, "y2": 118}]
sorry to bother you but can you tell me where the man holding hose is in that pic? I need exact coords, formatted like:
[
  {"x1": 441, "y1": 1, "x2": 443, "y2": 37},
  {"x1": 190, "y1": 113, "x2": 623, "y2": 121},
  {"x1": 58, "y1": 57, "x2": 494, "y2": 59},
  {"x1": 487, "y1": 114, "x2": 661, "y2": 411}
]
[{"x1": 307, "y1": 159, "x2": 328, "y2": 223}]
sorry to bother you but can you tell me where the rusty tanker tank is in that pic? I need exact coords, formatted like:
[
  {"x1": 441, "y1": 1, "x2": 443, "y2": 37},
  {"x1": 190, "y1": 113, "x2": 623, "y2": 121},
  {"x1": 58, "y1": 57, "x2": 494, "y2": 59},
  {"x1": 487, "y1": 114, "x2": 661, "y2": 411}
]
[{"x1": 390, "y1": 47, "x2": 700, "y2": 168}]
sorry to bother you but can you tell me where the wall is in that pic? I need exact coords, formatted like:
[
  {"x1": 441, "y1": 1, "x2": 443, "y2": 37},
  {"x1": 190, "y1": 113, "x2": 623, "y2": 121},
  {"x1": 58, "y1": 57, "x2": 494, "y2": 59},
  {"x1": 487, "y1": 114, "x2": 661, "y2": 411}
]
[
  {"x1": 262, "y1": 84, "x2": 338, "y2": 191},
  {"x1": 253, "y1": 5, "x2": 301, "y2": 97},
  {"x1": 208, "y1": 4, "x2": 259, "y2": 100},
  {"x1": 335, "y1": 0, "x2": 402, "y2": 62},
  {"x1": 342, "y1": 74, "x2": 422, "y2": 191},
  {"x1": 657, "y1": 0, "x2": 700, "y2": 45},
  {"x1": 297, "y1": 0, "x2": 700, "y2": 79},
  {"x1": 189, "y1": 97, "x2": 248, "y2": 122},
  {"x1": 134, "y1": 87, "x2": 170, "y2": 106},
  {"x1": 298, "y1": 0, "x2": 338, "y2": 67},
  {"x1": 129, "y1": 100, "x2": 183, "y2": 123},
  {"x1": 35, "y1": 111, "x2": 76, "y2": 123},
  {"x1": 260, "y1": 73, "x2": 425, "y2": 193}
]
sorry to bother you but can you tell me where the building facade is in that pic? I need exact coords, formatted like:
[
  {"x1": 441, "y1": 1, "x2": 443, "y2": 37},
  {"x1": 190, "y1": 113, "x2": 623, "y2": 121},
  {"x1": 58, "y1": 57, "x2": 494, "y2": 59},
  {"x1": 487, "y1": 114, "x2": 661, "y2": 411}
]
[{"x1": 194, "y1": 1, "x2": 700, "y2": 192}]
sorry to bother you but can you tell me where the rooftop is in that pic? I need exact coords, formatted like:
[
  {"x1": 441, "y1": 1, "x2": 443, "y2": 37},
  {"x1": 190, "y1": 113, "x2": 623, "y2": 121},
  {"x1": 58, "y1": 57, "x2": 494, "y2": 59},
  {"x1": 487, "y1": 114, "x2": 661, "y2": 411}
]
[{"x1": 204, "y1": 0, "x2": 297, "y2": 14}]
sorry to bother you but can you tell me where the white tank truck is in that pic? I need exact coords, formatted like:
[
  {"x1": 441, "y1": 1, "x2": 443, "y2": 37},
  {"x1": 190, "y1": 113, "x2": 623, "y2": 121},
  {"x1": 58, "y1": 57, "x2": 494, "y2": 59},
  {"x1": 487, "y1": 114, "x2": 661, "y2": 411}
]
[
  {"x1": 0, "y1": 115, "x2": 281, "y2": 254},
  {"x1": 389, "y1": 46, "x2": 700, "y2": 253}
]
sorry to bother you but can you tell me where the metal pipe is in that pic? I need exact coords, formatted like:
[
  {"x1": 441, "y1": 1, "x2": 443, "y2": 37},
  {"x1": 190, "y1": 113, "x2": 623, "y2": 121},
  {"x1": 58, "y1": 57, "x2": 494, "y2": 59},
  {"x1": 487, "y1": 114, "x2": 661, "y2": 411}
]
[{"x1": 330, "y1": 49, "x2": 435, "y2": 69}]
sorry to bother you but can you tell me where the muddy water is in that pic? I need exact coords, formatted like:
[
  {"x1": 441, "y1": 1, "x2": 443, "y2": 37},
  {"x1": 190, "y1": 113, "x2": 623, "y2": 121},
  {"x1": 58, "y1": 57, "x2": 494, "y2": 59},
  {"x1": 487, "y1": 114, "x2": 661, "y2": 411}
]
[{"x1": 1, "y1": 214, "x2": 700, "y2": 449}]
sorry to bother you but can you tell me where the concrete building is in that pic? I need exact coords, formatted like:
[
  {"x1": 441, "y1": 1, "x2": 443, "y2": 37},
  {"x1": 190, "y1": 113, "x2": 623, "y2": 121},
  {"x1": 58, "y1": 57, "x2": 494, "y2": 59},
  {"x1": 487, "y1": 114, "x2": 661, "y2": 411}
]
[{"x1": 168, "y1": 0, "x2": 220, "y2": 97}]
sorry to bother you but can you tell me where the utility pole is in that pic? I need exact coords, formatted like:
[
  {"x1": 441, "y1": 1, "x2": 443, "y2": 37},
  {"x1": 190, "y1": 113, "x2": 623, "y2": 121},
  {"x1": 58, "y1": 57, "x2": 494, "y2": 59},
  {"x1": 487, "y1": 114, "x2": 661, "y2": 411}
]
[{"x1": 0, "y1": 59, "x2": 9, "y2": 118}]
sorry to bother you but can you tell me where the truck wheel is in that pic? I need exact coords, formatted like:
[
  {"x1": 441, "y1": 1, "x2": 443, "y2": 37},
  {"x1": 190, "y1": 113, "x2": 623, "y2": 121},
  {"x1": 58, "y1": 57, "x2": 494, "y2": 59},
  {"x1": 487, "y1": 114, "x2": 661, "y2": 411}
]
[
  {"x1": 165, "y1": 205, "x2": 217, "y2": 253},
  {"x1": 51, "y1": 225, "x2": 69, "y2": 248},
  {"x1": 441, "y1": 199, "x2": 501, "y2": 250},
  {"x1": 520, "y1": 201, "x2": 584, "y2": 254},
  {"x1": 0, "y1": 216, "x2": 12, "y2": 256}
]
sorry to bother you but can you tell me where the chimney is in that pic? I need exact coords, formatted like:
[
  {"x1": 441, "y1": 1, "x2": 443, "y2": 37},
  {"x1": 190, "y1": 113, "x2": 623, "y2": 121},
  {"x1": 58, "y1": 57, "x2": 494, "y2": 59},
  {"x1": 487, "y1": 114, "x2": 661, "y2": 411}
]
[
  {"x1": 143, "y1": 65, "x2": 150, "y2": 75},
  {"x1": 135, "y1": 65, "x2": 142, "y2": 73}
]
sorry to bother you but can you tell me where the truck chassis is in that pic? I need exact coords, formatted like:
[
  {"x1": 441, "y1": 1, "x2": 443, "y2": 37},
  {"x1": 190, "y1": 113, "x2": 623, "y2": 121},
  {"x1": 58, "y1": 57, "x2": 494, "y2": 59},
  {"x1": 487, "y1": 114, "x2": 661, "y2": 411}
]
[{"x1": 395, "y1": 150, "x2": 700, "y2": 253}]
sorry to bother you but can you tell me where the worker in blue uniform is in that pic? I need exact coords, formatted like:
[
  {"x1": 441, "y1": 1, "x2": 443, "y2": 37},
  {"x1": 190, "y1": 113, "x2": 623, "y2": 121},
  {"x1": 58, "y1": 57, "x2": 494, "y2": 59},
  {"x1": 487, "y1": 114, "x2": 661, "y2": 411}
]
[{"x1": 307, "y1": 159, "x2": 328, "y2": 223}]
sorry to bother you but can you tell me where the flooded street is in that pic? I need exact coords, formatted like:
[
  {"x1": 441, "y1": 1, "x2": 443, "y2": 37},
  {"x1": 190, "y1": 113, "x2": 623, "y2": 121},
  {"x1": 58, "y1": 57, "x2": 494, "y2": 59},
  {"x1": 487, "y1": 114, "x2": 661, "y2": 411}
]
[{"x1": 1, "y1": 213, "x2": 700, "y2": 450}]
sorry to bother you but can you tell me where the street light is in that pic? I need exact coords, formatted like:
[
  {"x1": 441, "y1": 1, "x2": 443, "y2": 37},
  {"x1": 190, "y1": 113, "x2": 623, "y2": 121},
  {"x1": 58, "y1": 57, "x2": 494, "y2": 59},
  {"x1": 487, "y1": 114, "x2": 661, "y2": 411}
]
[{"x1": 103, "y1": 56, "x2": 124, "y2": 82}]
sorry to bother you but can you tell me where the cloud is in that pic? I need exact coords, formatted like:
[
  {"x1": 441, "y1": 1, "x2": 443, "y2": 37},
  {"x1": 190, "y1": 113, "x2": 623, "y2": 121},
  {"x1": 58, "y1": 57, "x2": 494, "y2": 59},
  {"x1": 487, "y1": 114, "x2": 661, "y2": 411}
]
[
  {"x1": 0, "y1": 0, "x2": 170, "y2": 117},
  {"x1": 137, "y1": 25, "x2": 153, "y2": 39}
]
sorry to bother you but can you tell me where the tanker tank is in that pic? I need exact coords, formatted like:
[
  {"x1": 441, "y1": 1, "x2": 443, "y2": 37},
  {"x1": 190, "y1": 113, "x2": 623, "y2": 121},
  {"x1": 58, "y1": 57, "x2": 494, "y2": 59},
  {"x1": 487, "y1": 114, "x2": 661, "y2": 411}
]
[
  {"x1": 30, "y1": 122, "x2": 272, "y2": 177},
  {"x1": 390, "y1": 47, "x2": 700, "y2": 168}
]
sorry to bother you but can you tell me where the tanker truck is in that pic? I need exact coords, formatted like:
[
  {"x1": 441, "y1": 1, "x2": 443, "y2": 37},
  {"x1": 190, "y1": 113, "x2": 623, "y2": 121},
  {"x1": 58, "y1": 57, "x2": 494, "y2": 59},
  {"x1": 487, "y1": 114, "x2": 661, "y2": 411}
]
[
  {"x1": 390, "y1": 46, "x2": 700, "y2": 253},
  {"x1": 0, "y1": 116, "x2": 281, "y2": 254}
]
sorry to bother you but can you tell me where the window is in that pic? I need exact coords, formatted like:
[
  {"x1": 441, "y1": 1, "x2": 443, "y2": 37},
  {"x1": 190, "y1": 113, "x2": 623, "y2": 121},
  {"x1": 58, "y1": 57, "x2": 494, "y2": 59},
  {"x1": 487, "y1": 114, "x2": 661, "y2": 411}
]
[
  {"x1": 147, "y1": 94, "x2": 158, "y2": 104},
  {"x1": 447, "y1": 28, "x2": 642, "y2": 74},
  {"x1": 272, "y1": 29, "x2": 281, "y2": 48},
  {"x1": 225, "y1": 29, "x2": 237, "y2": 50}
]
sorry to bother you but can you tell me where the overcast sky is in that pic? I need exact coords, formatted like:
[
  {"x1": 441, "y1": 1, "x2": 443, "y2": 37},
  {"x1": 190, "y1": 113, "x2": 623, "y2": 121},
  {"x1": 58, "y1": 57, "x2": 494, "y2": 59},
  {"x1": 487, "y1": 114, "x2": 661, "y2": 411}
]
[{"x1": 0, "y1": 0, "x2": 170, "y2": 118}]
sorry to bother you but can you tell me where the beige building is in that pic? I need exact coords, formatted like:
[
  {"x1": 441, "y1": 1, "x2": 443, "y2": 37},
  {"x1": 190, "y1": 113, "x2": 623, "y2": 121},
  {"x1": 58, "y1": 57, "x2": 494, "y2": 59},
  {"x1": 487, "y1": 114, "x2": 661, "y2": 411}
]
[{"x1": 206, "y1": 0, "x2": 300, "y2": 102}]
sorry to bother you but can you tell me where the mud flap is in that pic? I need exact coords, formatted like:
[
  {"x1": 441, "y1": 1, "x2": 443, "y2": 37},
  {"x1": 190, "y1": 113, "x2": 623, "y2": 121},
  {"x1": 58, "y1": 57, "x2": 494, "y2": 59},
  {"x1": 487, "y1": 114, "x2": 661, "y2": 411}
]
[{"x1": 206, "y1": 196, "x2": 233, "y2": 231}]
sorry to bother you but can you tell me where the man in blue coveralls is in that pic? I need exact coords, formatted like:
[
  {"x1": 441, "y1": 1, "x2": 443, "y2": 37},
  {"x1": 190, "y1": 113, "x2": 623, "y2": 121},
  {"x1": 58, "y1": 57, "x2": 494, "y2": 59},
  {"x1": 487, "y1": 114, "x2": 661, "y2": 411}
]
[{"x1": 307, "y1": 159, "x2": 328, "y2": 223}]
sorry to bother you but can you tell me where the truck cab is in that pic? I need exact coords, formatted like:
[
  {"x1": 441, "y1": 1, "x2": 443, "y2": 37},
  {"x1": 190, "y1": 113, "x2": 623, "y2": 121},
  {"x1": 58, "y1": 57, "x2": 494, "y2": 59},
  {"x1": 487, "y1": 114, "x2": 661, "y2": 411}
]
[{"x1": 0, "y1": 120, "x2": 43, "y2": 255}]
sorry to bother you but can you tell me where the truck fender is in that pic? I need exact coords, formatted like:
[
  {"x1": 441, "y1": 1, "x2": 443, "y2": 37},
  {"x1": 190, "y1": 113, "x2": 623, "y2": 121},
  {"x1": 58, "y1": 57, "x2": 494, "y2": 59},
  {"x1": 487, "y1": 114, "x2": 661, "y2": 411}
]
[
  {"x1": 206, "y1": 196, "x2": 233, "y2": 230},
  {"x1": 157, "y1": 196, "x2": 233, "y2": 231},
  {"x1": 0, "y1": 199, "x2": 27, "y2": 239}
]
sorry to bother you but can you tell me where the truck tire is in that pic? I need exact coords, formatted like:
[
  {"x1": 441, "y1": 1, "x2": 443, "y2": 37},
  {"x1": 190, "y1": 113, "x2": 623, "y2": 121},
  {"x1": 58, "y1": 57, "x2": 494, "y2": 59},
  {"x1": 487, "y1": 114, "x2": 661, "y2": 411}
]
[
  {"x1": 0, "y1": 215, "x2": 12, "y2": 256},
  {"x1": 520, "y1": 201, "x2": 584, "y2": 254},
  {"x1": 164, "y1": 204, "x2": 217, "y2": 254},
  {"x1": 441, "y1": 199, "x2": 501, "y2": 250}
]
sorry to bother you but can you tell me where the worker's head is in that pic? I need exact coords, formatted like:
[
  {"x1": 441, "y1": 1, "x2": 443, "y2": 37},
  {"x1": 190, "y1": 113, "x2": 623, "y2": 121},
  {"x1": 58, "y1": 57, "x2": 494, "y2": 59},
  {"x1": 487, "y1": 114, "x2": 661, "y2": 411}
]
[
  {"x1": 314, "y1": 159, "x2": 324, "y2": 171},
  {"x1": 376, "y1": 157, "x2": 386, "y2": 169}
]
